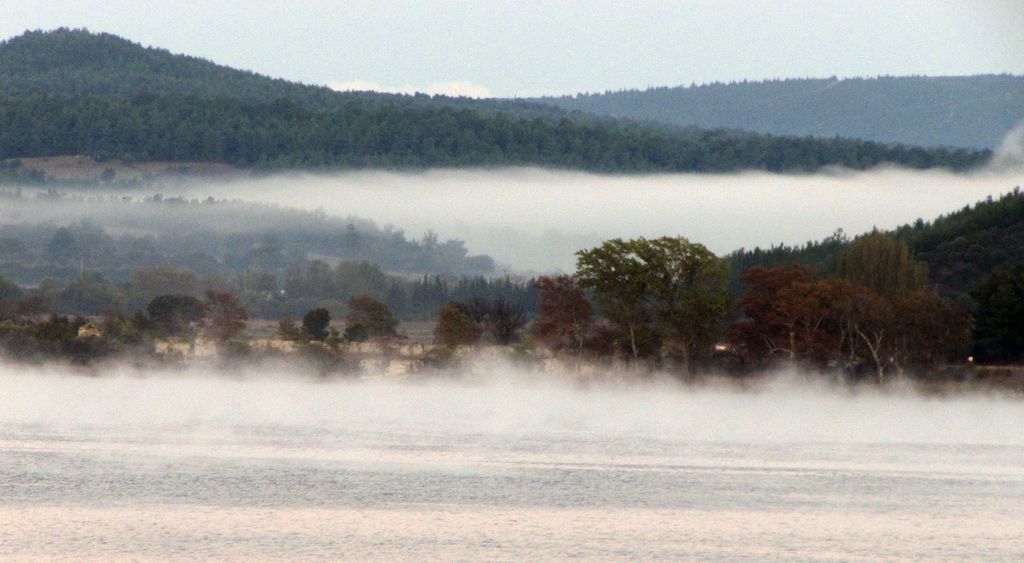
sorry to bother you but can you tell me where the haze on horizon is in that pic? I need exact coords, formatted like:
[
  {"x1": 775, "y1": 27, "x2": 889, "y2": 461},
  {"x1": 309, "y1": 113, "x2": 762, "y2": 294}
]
[{"x1": 2, "y1": 0, "x2": 1022, "y2": 98}]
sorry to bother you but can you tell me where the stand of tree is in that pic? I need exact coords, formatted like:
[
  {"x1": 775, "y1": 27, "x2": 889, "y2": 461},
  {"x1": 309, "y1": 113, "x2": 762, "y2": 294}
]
[
  {"x1": 728, "y1": 188, "x2": 1024, "y2": 304},
  {"x1": 526, "y1": 233, "x2": 985, "y2": 379},
  {"x1": 2, "y1": 230, "x2": 1021, "y2": 372},
  {"x1": 723, "y1": 190, "x2": 1024, "y2": 364},
  {"x1": 2, "y1": 184, "x2": 1022, "y2": 370},
  {"x1": 0, "y1": 261, "x2": 535, "y2": 325}
]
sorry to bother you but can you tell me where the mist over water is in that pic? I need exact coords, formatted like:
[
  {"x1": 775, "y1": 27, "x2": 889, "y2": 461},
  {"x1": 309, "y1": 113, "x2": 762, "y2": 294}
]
[
  {"x1": 188, "y1": 166, "x2": 1022, "y2": 271},
  {"x1": 4, "y1": 162, "x2": 1024, "y2": 559},
  {"x1": 2, "y1": 361, "x2": 1023, "y2": 446},
  {"x1": 2, "y1": 362, "x2": 1023, "y2": 560}
]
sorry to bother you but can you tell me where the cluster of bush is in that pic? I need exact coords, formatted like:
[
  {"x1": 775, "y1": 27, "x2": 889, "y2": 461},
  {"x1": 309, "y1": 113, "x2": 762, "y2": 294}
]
[
  {"x1": 0, "y1": 288, "x2": 247, "y2": 364},
  {"x1": 0, "y1": 280, "x2": 399, "y2": 374}
]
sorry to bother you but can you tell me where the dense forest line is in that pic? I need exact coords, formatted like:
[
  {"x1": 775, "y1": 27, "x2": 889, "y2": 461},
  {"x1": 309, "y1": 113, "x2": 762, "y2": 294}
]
[
  {"x1": 533, "y1": 76, "x2": 1024, "y2": 149},
  {"x1": 0, "y1": 92, "x2": 987, "y2": 173},
  {"x1": 524, "y1": 234, "x2": 974, "y2": 378},
  {"x1": 3, "y1": 229, "x2": 1020, "y2": 375},
  {"x1": 1, "y1": 191, "x2": 1022, "y2": 367},
  {"x1": 436, "y1": 227, "x2": 1022, "y2": 370},
  {"x1": 0, "y1": 29, "x2": 991, "y2": 173},
  {"x1": 0, "y1": 259, "x2": 534, "y2": 323},
  {"x1": 727, "y1": 188, "x2": 1024, "y2": 307},
  {"x1": 3, "y1": 188, "x2": 1020, "y2": 330}
]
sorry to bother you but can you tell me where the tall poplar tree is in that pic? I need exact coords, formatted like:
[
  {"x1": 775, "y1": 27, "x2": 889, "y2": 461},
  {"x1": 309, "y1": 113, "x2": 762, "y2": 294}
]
[{"x1": 836, "y1": 231, "x2": 927, "y2": 298}]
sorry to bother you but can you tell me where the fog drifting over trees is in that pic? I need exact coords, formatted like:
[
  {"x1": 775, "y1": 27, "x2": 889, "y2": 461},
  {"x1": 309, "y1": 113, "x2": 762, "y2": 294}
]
[
  {"x1": 3, "y1": 162, "x2": 1021, "y2": 277},
  {"x1": 180, "y1": 166, "x2": 1023, "y2": 272}
]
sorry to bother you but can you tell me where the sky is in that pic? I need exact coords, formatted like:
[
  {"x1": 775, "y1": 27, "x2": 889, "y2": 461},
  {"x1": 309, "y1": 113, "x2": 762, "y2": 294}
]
[{"x1": 2, "y1": 0, "x2": 1022, "y2": 98}]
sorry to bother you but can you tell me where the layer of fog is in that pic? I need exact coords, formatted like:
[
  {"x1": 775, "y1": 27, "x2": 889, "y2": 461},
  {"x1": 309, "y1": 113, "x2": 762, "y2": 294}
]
[
  {"x1": 0, "y1": 194, "x2": 380, "y2": 236},
  {"x1": 173, "y1": 166, "x2": 1022, "y2": 272},
  {"x1": 992, "y1": 120, "x2": 1024, "y2": 169},
  {"x1": 2, "y1": 360, "x2": 1022, "y2": 448},
  {"x1": 4, "y1": 153, "x2": 1022, "y2": 274},
  {"x1": 0, "y1": 194, "x2": 495, "y2": 277}
]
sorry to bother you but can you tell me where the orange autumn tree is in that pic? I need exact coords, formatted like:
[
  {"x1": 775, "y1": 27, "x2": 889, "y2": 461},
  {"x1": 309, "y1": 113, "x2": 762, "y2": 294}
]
[
  {"x1": 729, "y1": 264, "x2": 836, "y2": 368},
  {"x1": 731, "y1": 233, "x2": 971, "y2": 381},
  {"x1": 533, "y1": 275, "x2": 592, "y2": 356}
]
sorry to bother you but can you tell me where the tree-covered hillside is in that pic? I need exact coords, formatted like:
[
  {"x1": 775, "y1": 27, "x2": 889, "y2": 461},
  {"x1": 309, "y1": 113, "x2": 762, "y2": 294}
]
[
  {"x1": 533, "y1": 76, "x2": 1024, "y2": 149},
  {"x1": 0, "y1": 29, "x2": 991, "y2": 173},
  {"x1": 728, "y1": 188, "x2": 1024, "y2": 304},
  {"x1": 0, "y1": 28, "x2": 346, "y2": 107},
  {"x1": 725, "y1": 190, "x2": 1024, "y2": 364},
  {"x1": 0, "y1": 92, "x2": 988, "y2": 172},
  {"x1": 0, "y1": 28, "x2": 563, "y2": 118},
  {"x1": 0, "y1": 193, "x2": 496, "y2": 282},
  {"x1": 896, "y1": 188, "x2": 1024, "y2": 301}
]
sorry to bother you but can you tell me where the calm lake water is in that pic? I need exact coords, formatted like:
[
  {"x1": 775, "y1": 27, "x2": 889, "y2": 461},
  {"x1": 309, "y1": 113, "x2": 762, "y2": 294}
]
[{"x1": 2, "y1": 366, "x2": 1023, "y2": 561}]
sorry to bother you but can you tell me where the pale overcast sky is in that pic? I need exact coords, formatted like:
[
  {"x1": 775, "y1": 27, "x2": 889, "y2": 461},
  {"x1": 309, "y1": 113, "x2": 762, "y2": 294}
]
[{"x1": 2, "y1": 0, "x2": 1022, "y2": 98}]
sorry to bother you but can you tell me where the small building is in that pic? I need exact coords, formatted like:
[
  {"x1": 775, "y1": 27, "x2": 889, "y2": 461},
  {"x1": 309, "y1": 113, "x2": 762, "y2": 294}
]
[{"x1": 76, "y1": 322, "x2": 103, "y2": 339}]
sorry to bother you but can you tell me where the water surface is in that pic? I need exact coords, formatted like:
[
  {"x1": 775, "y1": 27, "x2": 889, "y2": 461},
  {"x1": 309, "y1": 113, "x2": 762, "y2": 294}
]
[{"x1": 2, "y1": 367, "x2": 1022, "y2": 560}]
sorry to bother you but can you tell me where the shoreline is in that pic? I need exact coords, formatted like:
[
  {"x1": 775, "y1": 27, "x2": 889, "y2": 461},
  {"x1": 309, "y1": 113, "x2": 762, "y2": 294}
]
[{"x1": 2, "y1": 348, "x2": 1022, "y2": 398}]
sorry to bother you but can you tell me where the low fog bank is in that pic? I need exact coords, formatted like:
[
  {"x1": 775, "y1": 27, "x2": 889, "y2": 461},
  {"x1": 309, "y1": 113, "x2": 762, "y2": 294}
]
[
  {"x1": 4, "y1": 165, "x2": 1022, "y2": 274},
  {"x1": 180, "y1": 166, "x2": 1022, "y2": 272},
  {"x1": 992, "y1": 120, "x2": 1024, "y2": 170},
  {"x1": 1, "y1": 359, "x2": 1022, "y2": 447}
]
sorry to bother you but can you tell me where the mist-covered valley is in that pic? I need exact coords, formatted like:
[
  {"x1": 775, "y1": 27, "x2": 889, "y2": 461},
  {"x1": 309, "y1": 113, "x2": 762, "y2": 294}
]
[
  {"x1": 1, "y1": 161, "x2": 1023, "y2": 372},
  {"x1": 229, "y1": 166, "x2": 1020, "y2": 271},
  {"x1": 0, "y1": 190, "x2": 496, "y2": 279},
  {"x1": 2, "y1": 8, "x2": 1024, "y2": 559},
  {"x1": 6, "y1": 165, "x2": 1022, "y2": 273}
]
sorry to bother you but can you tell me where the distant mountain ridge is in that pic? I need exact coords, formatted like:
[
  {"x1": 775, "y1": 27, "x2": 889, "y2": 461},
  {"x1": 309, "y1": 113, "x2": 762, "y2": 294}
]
[
  {"x1": 530, "y1": 76, "x2": 1024, "y2": 149},
  {"x1": 0, "y1": 29, "x2": 991, "y2": 174}
]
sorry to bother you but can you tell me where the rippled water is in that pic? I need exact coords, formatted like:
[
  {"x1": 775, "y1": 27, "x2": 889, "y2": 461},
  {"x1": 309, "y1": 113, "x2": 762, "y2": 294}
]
[{"x1": 2, "y1": 366, "x2": 1023, "y2": 561}]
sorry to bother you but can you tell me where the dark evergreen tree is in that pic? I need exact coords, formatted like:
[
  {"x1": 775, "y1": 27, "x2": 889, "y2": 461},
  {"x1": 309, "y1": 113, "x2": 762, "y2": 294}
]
[{"x1": 302, "y1": 307, "x2": 331, "y2": 341}]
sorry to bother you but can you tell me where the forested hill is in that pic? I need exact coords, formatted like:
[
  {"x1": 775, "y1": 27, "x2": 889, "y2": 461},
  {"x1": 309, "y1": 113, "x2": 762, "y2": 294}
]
[
  {"x1": 0, "y1": 28, "x2": 560, "y2": 118},
  {"x1": 531, "y1": 76, "x2": 1024, "y2": 150},
  {"x1": 0, "y1": 29, "x2": 991, "y2": 173},
  {"x1": 0, "y1": 28, "x2": 345, "y2": 106},
  {"x1": 727, "y1": 188, "x2": 1024, "y2": 303}
]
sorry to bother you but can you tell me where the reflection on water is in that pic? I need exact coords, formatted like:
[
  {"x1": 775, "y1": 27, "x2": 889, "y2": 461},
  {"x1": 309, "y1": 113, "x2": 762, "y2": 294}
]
[{"x1": 1, "y1": 367, "x2": 1023, "y2": 560}]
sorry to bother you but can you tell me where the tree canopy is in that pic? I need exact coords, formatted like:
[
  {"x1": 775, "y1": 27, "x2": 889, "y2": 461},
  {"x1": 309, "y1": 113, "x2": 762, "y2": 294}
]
[
  {"x1": 972, "y1": 263, "x2": 1024, "y2": 363},
  {"x1": 836, "y1": 231, "x2": 928, "y2": 298},
  {"x1": 576, "y1": 236, "x2": 730, "y2": 371},
  {"x1": 345, "y1": 295, "x2": 398, "y2": 339},
  {"x1": 302, "y1": 308, "x2": 331, "y2": 342}
]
